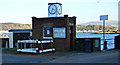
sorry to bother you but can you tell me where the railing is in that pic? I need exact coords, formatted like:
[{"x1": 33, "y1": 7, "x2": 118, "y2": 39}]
[
  {"x1": 17, "y1": 40, "x2": 55, "y2": 53},
  {"x1": 100, "y1": 39, "x2": 115, "y2": 50}
]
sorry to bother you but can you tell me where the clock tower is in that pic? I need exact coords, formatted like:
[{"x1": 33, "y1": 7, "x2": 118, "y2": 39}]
[{"x1": 48, "y1": 3, "x2": 62, "y2": 17}]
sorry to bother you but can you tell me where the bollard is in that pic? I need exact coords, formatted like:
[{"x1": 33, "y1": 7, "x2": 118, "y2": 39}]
[{"x1": 104, "y1": 41, "x2": 107, "y2": 50}]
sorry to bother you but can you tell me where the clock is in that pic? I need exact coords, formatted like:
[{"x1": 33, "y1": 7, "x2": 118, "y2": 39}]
[
  {"x1": 57, "y1": 4, "x2": 62, "y2": 15},
  {"x1": 48, "y1": 4, "x2": 57, "y2": 14},
  {"x1": 48, "y1": 3, "x2": 62, "y2": 17}
]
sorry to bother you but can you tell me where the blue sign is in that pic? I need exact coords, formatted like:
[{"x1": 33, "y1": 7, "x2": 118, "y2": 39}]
[{"x1": 100, "y1": 15, "x2": 108, "y2": 21}]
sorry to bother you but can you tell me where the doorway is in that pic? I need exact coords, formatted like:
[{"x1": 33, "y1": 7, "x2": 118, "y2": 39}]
[
  {"x1": 70, "y1": 26, "x2": 73, "y2": 50},
  {"x1": 84, "y1": 39, "x2": 91, "y2": 52}
]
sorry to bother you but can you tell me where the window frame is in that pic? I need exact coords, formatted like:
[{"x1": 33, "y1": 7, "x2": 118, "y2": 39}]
[{"x1": 43, "y1": 26, "x2": 53, "y2": 39}]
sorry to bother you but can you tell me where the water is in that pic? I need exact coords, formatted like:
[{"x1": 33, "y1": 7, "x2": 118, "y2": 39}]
[{"x1": 76, "y1": 33, "x2": 119, "y2": 50}]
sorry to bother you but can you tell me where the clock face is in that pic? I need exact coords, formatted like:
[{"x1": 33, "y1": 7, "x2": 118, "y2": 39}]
[
  {"x1": 48, "y1": 4, "x2": 57, "y2": 14},
  {"x1": 57, "y1": 5, "x2": 62, "y2": 15}
]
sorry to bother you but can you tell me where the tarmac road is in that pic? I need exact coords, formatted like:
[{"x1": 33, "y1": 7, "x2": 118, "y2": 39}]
[
  {"x1": 1, "y1": 49, "x2": 120, "y2": 63},
  {"x1": 2, "y1": 53, "x2": 53, "y2": 63},
  {"x1": 47, "y1": 50, "x2": 120, "y2": 63}
]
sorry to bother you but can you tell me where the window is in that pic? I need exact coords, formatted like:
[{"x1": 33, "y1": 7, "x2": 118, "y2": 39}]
[{"x1": 43, "y1": 26, "x2": 52, "y2": 39}]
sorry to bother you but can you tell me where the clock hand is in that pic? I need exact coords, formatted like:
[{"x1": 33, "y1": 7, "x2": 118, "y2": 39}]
[
  {"x1": 51, "y1": 8, "x2": 55, "y2": 13},
  {"x1": 51, "y1": 9, "x2": 53, "y2": 13},
  {"x1": 52, "y1": 8, "x2": 55, "y2": 10}
]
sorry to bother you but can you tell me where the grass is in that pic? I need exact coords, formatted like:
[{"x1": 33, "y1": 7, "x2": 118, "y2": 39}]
[{"x1": 2, "y1": 48, "x2": 19, "y2": 54}]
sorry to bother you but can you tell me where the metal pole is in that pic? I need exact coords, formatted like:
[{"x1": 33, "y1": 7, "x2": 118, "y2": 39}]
[
  {"x1": 21, "y1": 43, "x2": 22, "y2": 50},
  {"x1": 103, "y1": 20, "x2": 105, "y2": 50},
  {"x1": 17, "y1": 43, "x2": 19, "y2": 49},
  {"x1": 103, "y1": 20, "x2": 105, "y2": 42},
  {"x1": 24, "y1": 43, "x2": 26, "y2": 49},
  {"x1": 103, "y1": 20, "x2": 107, "y2": 50}
]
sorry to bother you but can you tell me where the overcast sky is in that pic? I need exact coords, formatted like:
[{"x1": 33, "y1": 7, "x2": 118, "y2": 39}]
[{"x1": 0, "y1": 0, "x2": 119, "y2": 24}]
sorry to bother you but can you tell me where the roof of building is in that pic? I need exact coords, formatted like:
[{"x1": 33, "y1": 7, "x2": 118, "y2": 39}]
[
  {"x1": 9, "y1": 29, "x2": 32, "y2": 32},
  {"x1": 0, "y1": 37, "x2": 9, "y2": 38},
  {"x1": 48, "y1": 2, "x2": 62, "y2": 5},
  {"x1": 0, "y1": 31, "x2": 9, "y2": 33}
]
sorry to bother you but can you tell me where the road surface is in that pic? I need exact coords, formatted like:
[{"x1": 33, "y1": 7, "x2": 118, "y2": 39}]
[
  {"x1": 47, "y1": 50, "x2": 119, "y2": 63},
  {"x1": 2, "y1": 53, "x2": 52, "y2": 63},
  {"x1": 1, "y1": 49, "x2": 120, "y2": 63}
]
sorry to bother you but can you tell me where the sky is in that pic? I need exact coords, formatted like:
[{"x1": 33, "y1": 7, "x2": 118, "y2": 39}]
[{"x1": 0, "y1": 0, "x2": 119, "y2": 24}]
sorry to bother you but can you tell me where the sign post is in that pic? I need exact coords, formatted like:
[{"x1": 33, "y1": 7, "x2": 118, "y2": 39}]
[
  {"x1": 100, "y1": 15, "x2": 108, "y2": 50},
  {"x1": 103, "y1": 20, "x2": 105, "y2": 42}
]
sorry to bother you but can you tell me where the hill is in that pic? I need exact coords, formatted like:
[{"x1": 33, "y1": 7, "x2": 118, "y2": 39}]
[
  {"x1": 0, "y1": 22, "x2": 117, "y2": 31},
  {"x1": 76, "y1": 24, "x2": 116, "y2": 31},
  {"x1": 0, "y1": 22, "x2": 32, "y2": 31},
  {"x1": 78, "y1": 20, "x2": 118, "y2": 29}
]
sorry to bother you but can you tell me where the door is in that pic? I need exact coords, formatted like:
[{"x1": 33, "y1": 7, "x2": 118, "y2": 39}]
[
  {"x1": 70, "y1": 26, "x2": 73, "y2": 49},
  {"x1": 84, "y1": 39, "x2": 91, "y2": 52}
]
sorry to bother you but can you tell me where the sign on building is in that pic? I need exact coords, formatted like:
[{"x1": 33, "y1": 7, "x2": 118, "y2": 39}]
[{"x1": 53, "y1": 28, "x2": 66, "y2": 38}]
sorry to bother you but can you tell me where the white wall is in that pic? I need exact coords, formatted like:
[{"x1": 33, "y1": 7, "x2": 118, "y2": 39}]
[
  {"x1": 30, "y1": 32, "x2": 32, "y2": 37},
  {"x1": 9, "y1": 32, "x2": 13, "y2": 48}
]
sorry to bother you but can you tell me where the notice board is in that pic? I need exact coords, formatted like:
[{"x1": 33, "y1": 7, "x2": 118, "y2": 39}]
[{"x1": 53, "y1": 28, "x2": 66, "y2": 38}]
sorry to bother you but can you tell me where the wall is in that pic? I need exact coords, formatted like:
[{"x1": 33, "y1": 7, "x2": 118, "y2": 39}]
[
  {"x1": 115, "y1": 35, "x2": 120, "y2": 49},
  {"x1": 0, "y1": 38, "x2": 9, "y2": 48},
  {"x1": 9, "y1": 32, "x2": 13, "y2": 48},
  {"x1": 13, "y1": 33, "x2": 30, "y2": 47},
  {"x1": 75, "y1": 38, "x2": 101, "y2": 52},
  {"x1": 32, "y1": 15, "x2": 76, "y2": 51}
]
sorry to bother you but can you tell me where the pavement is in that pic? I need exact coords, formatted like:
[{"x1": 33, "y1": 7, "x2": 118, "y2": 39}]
[{"x1": 1, "y1": 49, "x2": 120, "y2": 63}]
